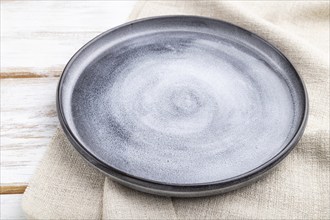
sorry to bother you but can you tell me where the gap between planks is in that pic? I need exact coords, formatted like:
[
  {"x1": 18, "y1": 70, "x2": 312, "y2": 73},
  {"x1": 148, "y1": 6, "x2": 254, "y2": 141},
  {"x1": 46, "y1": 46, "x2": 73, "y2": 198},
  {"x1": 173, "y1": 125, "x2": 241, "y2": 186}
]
[
  {"x1": 0, "y1": 71, "x2": 61, "y2": 79},
  {"x1": 0, "y1": 185, "x2": 27, "y2": 195}
]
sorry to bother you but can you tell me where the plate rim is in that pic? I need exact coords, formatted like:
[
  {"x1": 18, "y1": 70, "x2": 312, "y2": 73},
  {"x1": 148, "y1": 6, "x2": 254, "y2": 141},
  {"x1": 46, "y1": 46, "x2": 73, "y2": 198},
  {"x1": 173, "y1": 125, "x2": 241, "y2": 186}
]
[{"x1": 56, "y1": 15, "x2": 309, "y2": 196}]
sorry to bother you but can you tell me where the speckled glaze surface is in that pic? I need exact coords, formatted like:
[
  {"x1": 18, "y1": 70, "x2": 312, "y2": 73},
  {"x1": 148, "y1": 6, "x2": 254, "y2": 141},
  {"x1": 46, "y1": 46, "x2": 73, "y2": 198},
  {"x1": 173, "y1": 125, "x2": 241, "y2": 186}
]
[{"x1": 57, "y1": 16, "x2": 308, "y2": 197}]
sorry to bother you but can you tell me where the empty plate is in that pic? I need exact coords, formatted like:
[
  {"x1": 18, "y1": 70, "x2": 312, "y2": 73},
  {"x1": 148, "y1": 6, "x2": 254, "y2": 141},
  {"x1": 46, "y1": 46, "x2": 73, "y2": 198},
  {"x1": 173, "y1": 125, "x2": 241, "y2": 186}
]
[{"x1": 57, "y1": 16, "x2": 308, "y2": 197}]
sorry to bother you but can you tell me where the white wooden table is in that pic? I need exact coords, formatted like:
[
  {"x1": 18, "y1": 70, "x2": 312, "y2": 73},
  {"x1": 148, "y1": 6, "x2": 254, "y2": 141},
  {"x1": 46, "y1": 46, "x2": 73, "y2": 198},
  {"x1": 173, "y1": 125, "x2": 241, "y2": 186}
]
[{"x1": 0, "y1": 1, "x2": 136, "y2": 218}]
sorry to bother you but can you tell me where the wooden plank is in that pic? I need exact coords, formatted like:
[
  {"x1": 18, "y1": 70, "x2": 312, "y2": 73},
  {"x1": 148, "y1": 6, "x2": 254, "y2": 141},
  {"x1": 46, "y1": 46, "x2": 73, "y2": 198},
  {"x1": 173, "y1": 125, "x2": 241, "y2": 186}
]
[
  {"x1": 0, "y1": 194, "x2": 25, "y2": 219},
  {"x1": 1, "y1": 78, "x2": 58, "y2": 186},
  {"x1": 1, "y1": 0, "x2": 137, "y2": 77}
]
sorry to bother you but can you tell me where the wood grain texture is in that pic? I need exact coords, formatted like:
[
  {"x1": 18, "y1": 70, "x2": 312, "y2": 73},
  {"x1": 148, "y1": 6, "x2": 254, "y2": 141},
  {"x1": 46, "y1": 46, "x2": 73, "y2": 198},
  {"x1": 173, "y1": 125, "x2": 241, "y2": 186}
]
[
  {"x1": 1, "y1": 0, "x2": 137, "y2": 76},
  {"x1": 1, "y1": 78, "x2": 59, "y2": 185},
  {"x1": 0, "y1": 195, "x2": 25, "y2": 219}
]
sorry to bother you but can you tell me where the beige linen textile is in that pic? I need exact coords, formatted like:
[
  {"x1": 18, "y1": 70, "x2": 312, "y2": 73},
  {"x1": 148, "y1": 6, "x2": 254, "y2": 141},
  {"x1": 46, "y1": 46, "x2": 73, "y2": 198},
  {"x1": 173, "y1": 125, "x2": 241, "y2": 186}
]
[{"x1": 22, "y1": 1, "x2": 330, "y2": 219}]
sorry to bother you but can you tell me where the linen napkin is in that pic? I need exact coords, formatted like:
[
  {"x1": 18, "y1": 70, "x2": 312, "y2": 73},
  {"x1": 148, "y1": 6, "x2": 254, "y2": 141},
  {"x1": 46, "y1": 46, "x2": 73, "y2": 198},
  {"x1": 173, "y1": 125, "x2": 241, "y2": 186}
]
[{"x1": 22, "y1": 1, "x2": 330, "y2": 219}]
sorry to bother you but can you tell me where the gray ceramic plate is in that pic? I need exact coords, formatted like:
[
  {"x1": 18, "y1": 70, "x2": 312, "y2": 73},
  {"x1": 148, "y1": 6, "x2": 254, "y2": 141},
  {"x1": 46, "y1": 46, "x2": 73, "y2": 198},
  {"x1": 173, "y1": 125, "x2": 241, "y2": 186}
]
[{"x1": 57, "y1": 16, "x2": 308, "y2": 197}]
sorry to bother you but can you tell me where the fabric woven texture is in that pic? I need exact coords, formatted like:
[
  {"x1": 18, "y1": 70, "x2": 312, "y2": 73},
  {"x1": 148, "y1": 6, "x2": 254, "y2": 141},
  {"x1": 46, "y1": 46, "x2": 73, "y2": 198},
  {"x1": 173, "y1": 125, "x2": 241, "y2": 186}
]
[{"x1": 22, "y1": 1, "x2": 330, "y2": 219}]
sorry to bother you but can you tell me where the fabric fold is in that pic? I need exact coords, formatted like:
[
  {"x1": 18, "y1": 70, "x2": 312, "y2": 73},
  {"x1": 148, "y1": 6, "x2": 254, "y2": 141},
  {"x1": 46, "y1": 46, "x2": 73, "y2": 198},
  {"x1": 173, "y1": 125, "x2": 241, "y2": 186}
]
[
  {"x1": 22, "y1": 128, "x2": 104, "y2": 219},
  {"x1": 103, "y1": 178, "x2": 177, "y2": 219}
]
